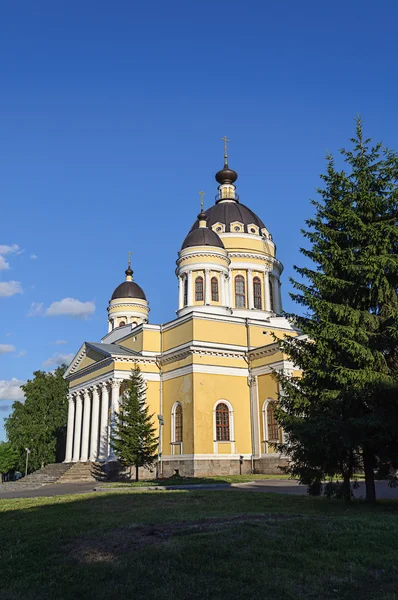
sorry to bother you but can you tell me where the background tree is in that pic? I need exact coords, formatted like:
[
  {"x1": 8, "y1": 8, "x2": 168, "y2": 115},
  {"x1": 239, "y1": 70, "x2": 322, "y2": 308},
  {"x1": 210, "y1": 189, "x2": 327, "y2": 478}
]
[
  {"x1": 0, "y1": 442, "x2": 18, "y2": 483},
  {"x1": 277, "y1": 120, "x2": 398, "y2": 503},
  {"x1": 111, "y1": 366, "x2": 158, "y2": 481},
  {"x1": 5, "y1": 366, "x2": 68, "y2": 473}
]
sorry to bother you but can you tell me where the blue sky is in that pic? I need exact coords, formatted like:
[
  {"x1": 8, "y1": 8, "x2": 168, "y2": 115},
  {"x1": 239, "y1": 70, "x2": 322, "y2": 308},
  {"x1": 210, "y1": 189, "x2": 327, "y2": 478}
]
[{"x1": 1, "y1": 0, "x2": 398, "y2": 440}]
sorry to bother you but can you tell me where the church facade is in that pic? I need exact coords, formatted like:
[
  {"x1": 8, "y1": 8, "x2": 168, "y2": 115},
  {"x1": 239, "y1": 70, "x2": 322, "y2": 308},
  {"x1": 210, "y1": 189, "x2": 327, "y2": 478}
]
[{"x1": 64, "y1": 151, "x2": 299, "y2": 476}]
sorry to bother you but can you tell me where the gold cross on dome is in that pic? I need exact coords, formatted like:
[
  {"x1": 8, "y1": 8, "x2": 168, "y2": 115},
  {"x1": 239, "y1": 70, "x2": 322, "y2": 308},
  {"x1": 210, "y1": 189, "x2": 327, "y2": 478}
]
[
  {"x1": 127, "y1": 250, "x2": 132, "y2": 268},
  {"x1": 199, "y1": 190, "x2": 205, "y2": 212},
  {"x1": 221, "y1": 136, "x2": 230, "y2": 158}
]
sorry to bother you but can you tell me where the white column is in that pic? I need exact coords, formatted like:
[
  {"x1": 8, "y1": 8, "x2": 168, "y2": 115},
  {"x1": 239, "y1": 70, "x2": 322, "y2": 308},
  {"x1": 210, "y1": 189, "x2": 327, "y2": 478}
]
[
  {"x1": 273, "y1": 276, "x2": 281, "y2": 314},
  {"x1": 111, "y1": 380, "x2": 120, "y2": 414},
  {"x1": 187, "y1": 270, "x2": 193, "y2": 305},
  {"x1": 220, "y1": 273, "x2": 226, "y2": 306},
  {"x1": 228, "y1": 268, "x2": 233, "y2": 308},
  {"x1": 109, "y1": 380, "x2": 121, "y2": 460},
  {"x1": 249, "y1": 375, "x2": 261, "y2": 458},
  {"x1": 247, "y1": 269, "x2": 254, "y2": 309},
  {"x1": 65, "y1": 395, "x2": 75, "y2": 462},
  {"x1": 205, "y1": 269, "x2": 211, "y2": 304},
  {"x1": 89, "y1": 386, "x2": 100, "y2": 461},
  {"x1": 80, "y1": 389, "x2": 91, "y2": 462},
  {"x1": 264, "y1": 270, "x2": 271, "y2": 312},
  {"x1": 72, "y1": 392, "x2": 83, "y2": 462},
  {"x1": 99, "y1": 383, "x2": 110, "y2": 460},
  {"x1": 178, "y1": 275, "x2": 184, "y2": 309},
  {"x1": 278, "y1": 280, "x2": 283, "y2": 313}
]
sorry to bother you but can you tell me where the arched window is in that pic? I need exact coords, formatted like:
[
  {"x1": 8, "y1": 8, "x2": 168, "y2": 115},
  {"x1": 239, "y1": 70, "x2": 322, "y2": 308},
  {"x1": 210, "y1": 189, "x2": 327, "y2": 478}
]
[
  {"x1": 216, "y1": 403, "x2": 230, "y2": 441},
  {"x1": 253, "y1": 277, "x2": 262, "y2": 309},
  {"x1": 183, "y1": 277, "x2": 188, "y2": 306},
  {"x1": 266, "y1": 401, "x2": 279, "y2": 441},
  {"x1": 235, "y1": 275, "x2": 246, "y2": 308},
  {"x1": 269, "y1": 277, "x2": 274, "y2": 312},
  {"x1": 119, "y1": 321, "x2": 126, "y2": 327},
  {"x1": 195, "y1": 276, "x2": 204, "y2": 302},
  {"x1": 174, "y1": 404, "x2": 183, "y2": 443},
  {"x1": 211, "y1": 277, "x2": 219, "y2": 302}
]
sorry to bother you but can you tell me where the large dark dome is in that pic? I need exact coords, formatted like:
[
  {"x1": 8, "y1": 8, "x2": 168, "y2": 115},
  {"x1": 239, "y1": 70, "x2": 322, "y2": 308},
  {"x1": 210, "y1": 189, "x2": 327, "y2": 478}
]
[
  {"x1": 181, "y1": 227, "x2": 224, "y2": 250},
  {"x1": 111, "y1": 281, "x2": 147, "y2": 301},
  {"x1": 190, "y1": 202, "x2": 265, "y2": 234}
]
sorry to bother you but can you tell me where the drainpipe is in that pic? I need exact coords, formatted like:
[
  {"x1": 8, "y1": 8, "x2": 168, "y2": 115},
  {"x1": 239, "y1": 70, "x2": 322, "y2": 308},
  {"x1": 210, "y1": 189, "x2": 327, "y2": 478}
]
[{"x1": 245, "y1": 318, "x2": 255, "y2": 474}]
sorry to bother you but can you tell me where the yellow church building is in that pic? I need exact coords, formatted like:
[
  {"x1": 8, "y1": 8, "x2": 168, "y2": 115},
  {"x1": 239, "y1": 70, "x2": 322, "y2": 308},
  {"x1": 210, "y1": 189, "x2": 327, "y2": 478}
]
[{"x1": 64, "y1": 148, "x2": 299, "y2": 476}]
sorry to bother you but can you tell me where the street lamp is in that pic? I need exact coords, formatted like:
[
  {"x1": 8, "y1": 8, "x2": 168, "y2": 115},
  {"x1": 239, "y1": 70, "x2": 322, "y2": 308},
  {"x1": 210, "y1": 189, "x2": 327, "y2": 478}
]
[
  {"x1": 25, "y1": 448, "x2": 31, "y2": 478},
  {"x1": 156, "y1": 414, "x2": 164, "y2": 480}
]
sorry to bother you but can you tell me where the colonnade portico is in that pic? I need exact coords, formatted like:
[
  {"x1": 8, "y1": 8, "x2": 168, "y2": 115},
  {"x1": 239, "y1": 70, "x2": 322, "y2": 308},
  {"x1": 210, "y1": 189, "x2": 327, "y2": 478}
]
[{"x1": 65, "y1": 378, "x2": 122, "y2": 463}]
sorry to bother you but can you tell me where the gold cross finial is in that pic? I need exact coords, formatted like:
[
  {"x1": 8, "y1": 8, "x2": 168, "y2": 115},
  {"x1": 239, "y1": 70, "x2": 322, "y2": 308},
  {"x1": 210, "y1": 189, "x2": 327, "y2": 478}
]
[
  {"x1": 199, "y1": 190, "x2": 205, "y2": 212},
  {"x1": 221, "y1": 136, "x2": 230, "y2": 165},
  {"x1": 127, "y1": 250, "x2": 131, "y2": 268}
]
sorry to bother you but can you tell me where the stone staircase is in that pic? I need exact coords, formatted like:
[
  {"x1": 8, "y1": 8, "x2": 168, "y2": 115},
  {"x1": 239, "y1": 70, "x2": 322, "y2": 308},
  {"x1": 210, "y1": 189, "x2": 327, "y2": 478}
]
[
  {"x1": 56, "y1": 461, "x2": 105, "y2": 483},
  {"x1": 22, "y1": 462, "x2": 74, "y2": 485}
]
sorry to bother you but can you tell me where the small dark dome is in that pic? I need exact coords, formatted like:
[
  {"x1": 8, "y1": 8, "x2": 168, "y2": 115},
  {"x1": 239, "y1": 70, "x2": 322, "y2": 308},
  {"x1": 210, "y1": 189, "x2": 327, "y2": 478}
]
[
  {"x1": 111, "y1": 281, "x2": 147, "y2": 301},
  {"x1": 215, "y1": 164, "x2": 238, "y2": 185},
  {"x1": 190, "y1": 202, "x2": 265, "y2": 234},
  {"x1": 181, "y1": 227, "x2": 225, "y2": 250}
]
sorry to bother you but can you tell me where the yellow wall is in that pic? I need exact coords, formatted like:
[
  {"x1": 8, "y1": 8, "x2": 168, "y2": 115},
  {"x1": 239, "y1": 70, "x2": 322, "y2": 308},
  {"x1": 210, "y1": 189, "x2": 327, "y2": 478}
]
[
  {"x1": 163, "y1": 374, "x2": 194, "y2": 455},
  {"x1": 257, "y1": 372, "x2": 280, "y2": 454},
  {"x1": 192, "y1": 372, "x2": 251, "y2": 454},
  {"x1": 193, "y1": 318, "x2": 247, "y2": 347},
  {"x1": 163, "y1": 320, "x2": 193, "y2": 351}
]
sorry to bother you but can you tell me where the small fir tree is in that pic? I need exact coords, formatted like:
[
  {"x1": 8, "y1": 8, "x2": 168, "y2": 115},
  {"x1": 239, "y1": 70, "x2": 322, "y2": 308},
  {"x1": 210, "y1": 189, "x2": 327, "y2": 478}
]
[
  {"x1": 277, "y1": 119, "x2": 398, "y2": 503},
  {"x1": 111, "y1": 366, "x2": 158, "y2": 481}
]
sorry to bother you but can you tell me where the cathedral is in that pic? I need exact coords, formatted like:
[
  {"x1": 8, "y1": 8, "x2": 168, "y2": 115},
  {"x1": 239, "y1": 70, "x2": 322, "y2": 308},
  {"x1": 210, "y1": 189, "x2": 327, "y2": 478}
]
[{"x1": 64, "y1": 145, "x2": 299, "y2": 476}]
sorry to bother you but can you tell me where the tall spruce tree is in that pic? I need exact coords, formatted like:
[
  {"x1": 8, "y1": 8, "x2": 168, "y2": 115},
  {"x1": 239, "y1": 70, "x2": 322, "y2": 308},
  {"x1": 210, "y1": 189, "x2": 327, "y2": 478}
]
[
  {"x1": 111, "y1": 366, "x2": 158, "y2": 481},
  {"x1": 277, "y1": 120, "x2": 398, "y2": 503}
]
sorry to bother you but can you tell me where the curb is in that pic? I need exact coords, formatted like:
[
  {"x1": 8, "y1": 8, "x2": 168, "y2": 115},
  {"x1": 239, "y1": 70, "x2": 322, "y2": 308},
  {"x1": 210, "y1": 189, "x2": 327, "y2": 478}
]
[{"x1": 93, "y1": 483, "x2": 255, "y2": 492}]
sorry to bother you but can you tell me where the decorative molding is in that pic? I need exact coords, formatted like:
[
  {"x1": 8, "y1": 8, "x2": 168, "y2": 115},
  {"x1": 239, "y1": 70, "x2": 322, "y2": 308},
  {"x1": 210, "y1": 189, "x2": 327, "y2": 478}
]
[{"x1": 162, "y1": 363, "x2": 249, "y2": 382}]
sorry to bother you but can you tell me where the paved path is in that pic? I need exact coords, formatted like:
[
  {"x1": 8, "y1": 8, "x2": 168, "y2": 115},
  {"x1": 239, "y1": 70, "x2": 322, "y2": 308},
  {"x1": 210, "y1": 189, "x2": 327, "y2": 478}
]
[{"x1": 0, "y1": 479, "x2": 397, "y2": 500}]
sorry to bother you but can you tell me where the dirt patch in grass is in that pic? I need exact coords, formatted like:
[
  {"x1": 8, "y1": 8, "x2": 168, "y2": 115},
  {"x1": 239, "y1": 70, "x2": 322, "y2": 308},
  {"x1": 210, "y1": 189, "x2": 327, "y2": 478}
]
[{"x1": 68, "y1": 513, "x2": 304, "y2": 564}]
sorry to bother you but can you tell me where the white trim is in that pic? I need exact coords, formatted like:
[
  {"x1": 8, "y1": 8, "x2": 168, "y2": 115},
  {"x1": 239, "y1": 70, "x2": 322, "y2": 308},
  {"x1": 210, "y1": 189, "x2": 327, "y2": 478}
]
[
  {"x1": 171, "y1": 401, "x2": 183, "y2": 455},
  {"x1": 262, "y1": 398, "x2": 279, "y2": 454},
  {"x1": 162, "y1": 453, "x2": 252, "y2": 460},
  {"x1": 252, "y1": 359, "x2": 295, "y2": 377},
  {"x1": 213, "y1": 399, "x2": 235, "y2": 454},
  {"x1": 163, "y1": 364, "x2": 248, "y2": 382}
]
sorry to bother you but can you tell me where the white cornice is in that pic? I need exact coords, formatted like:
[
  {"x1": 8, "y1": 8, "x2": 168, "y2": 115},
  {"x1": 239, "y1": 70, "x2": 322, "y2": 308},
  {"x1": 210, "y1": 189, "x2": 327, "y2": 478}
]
[{"x1": 162, "y1": 363, "x2": 249, "y2": 381}]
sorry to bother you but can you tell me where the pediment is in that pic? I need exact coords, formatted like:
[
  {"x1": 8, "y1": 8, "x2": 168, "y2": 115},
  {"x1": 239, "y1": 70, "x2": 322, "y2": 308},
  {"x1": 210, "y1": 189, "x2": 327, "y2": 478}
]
[{"x1": 64, "y1": 341, "x2": 138, "y2": 378}]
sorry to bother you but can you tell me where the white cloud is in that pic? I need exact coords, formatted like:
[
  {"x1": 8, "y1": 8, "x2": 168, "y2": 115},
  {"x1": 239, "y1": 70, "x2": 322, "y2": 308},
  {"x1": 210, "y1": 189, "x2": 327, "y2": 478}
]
[
  {"x1": 0, "y1": 256, "x2": 10, "y2": 271},
  {"x1": 42, "y1": 353, "x2": 74, "y2": 367},
  {"x1": 45, "y1": 298, "x2": 95, "y2": 319},
  {"x1": 30, "y1": 254, "x2": 38, "y2": 260},
  {"x1": 0, "y1": 281, "x2": 23, "y2": 297},
  {"x1": 0, "y1": 378, "x2": 25, "y2": 402},
  {"x1": 14, "y1": 350, "x2": 27, "y2": 358},
  {"x1": 54, "y1": 340, "x2": 68, "y2": 345},
  {"x1": 0, "y1": 344, "x2": 15, "y2": 354},
  {"x1": 0, "y1": 244, "x2": 20, "y2": 256},
  {"x1": 27, "y1": 302, "x2": 44, "y2": 317},
  {"x1": 0, "y1": 244, "x2": 20, "y2": 271}
]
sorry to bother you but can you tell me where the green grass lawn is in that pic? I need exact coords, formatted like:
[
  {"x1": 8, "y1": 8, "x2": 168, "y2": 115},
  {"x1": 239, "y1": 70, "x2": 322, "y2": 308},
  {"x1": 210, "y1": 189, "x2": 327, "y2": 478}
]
[
  {"x1": 101, "y1": 473, "x2": 293, "y2": 487},
  {"x1": 1, "y1": 490, "x2": 398, "y2": 599}
]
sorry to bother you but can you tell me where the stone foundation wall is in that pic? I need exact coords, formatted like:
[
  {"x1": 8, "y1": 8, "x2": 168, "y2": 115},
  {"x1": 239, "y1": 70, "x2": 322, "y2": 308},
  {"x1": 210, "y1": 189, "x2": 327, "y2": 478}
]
[{"x1": 106, "y1": 455, "x2": 289, "y2": 481}]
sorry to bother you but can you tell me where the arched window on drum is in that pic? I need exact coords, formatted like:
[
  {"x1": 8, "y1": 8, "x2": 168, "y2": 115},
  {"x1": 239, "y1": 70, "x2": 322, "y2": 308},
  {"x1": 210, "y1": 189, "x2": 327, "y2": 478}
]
[
  {"x1": 235, "y1": 275, "x2": 246, "y2": 308},
  {"x1": 211, "y1": 277, "x2": 219, "y2": 302},
  {"x1": 253, "y1": 277, "x2": 262, "y2": 309},
  {"x1": 195, "y1": 276, "x2": 204, "y2": 302}
]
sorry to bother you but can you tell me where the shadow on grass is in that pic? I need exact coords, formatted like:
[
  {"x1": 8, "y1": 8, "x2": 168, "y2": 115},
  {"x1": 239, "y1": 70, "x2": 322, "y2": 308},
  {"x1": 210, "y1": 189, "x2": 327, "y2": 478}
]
[{"x1": 1, "y1": 490, "x2": 398, "y2": 600}]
